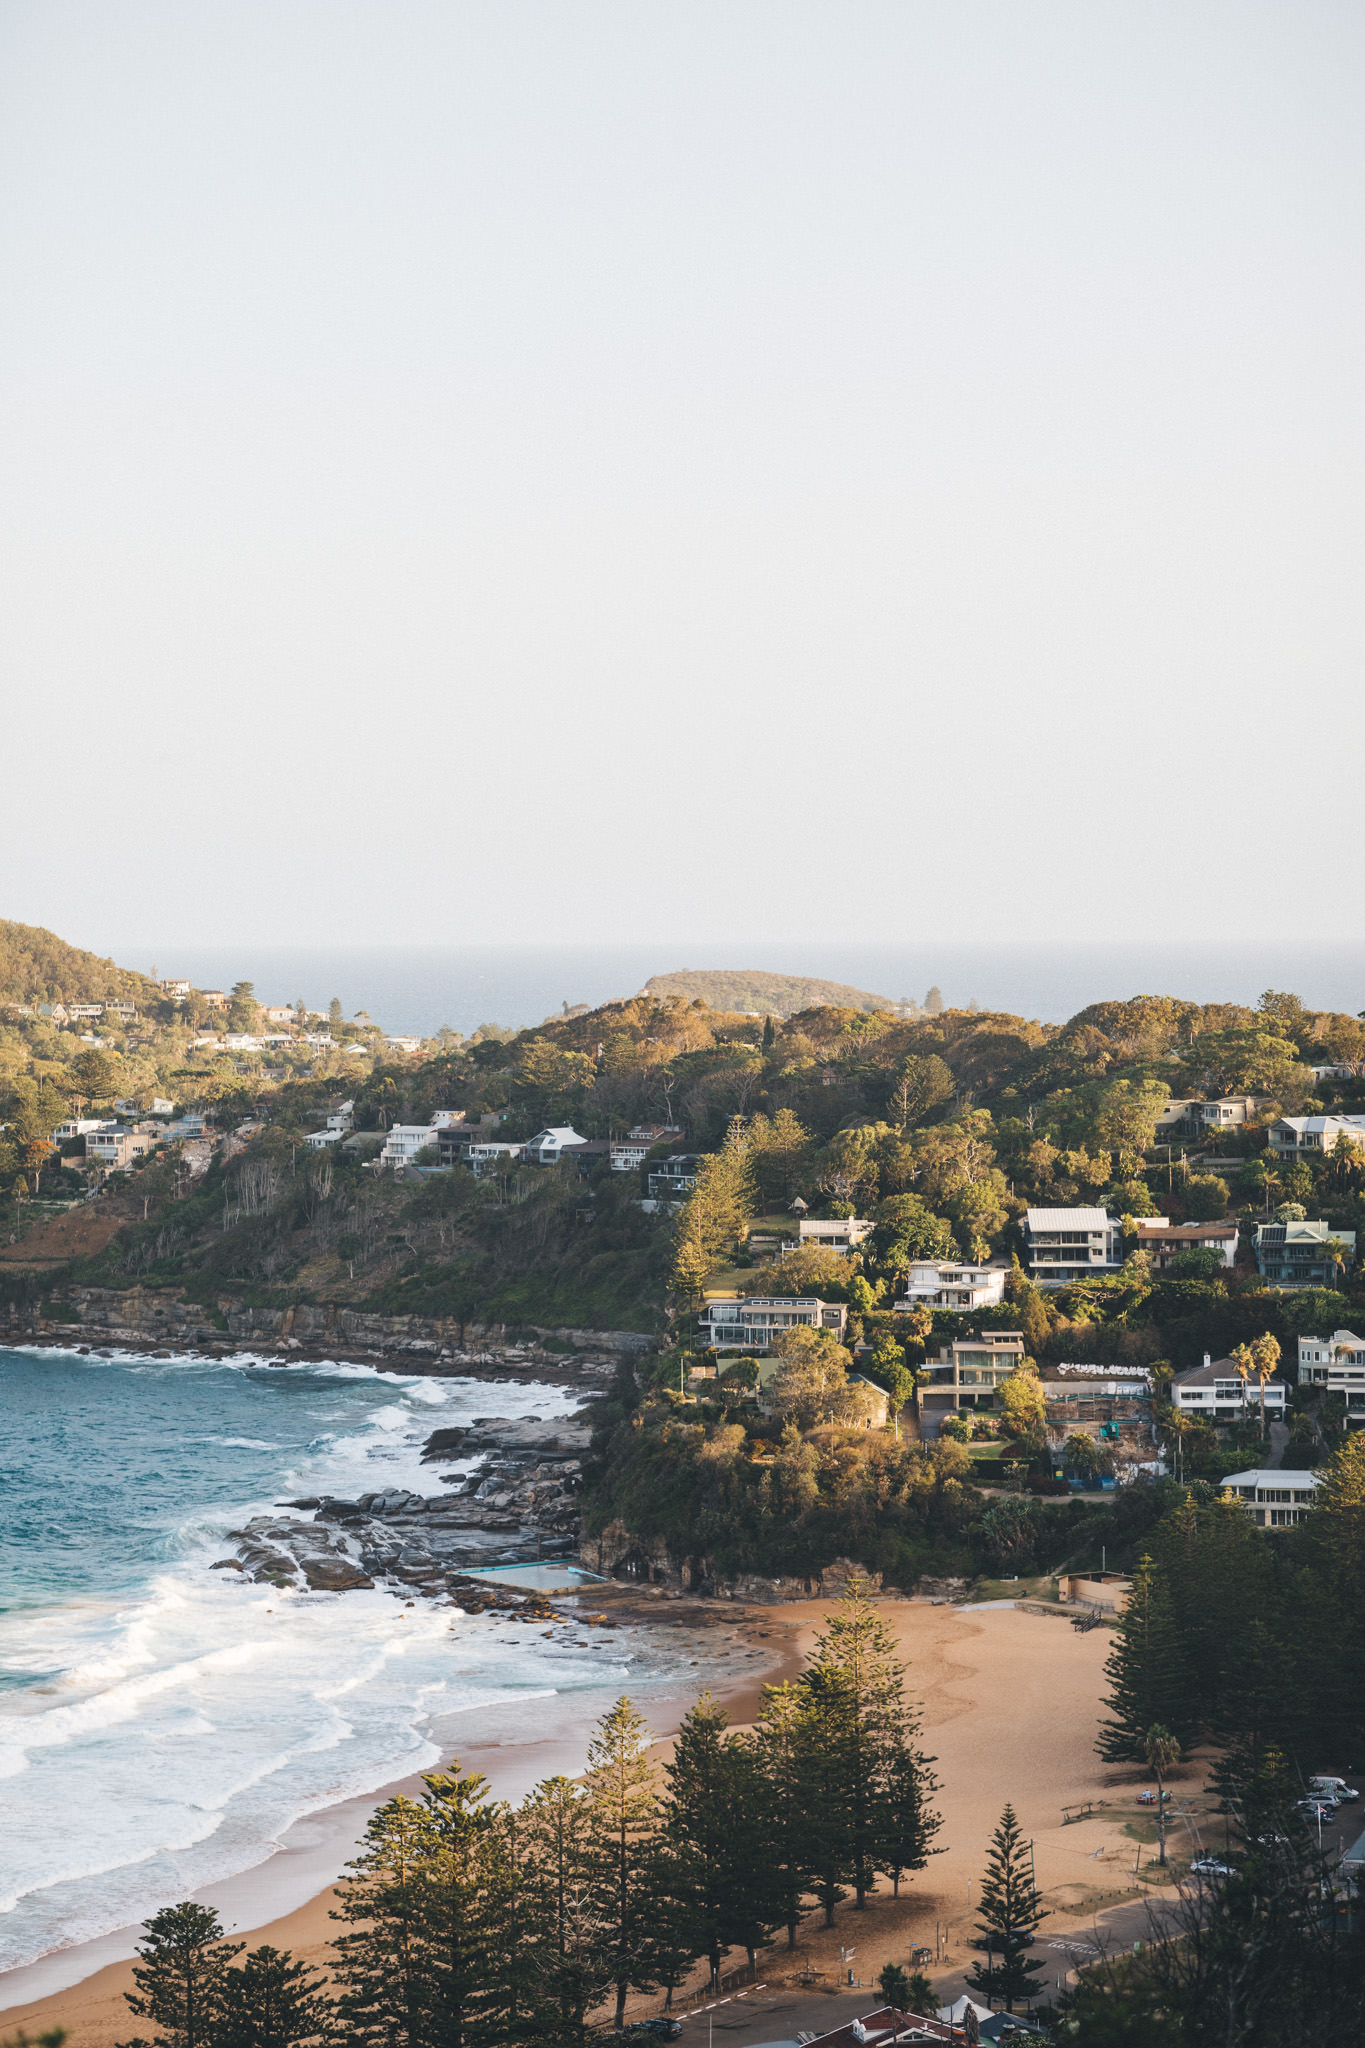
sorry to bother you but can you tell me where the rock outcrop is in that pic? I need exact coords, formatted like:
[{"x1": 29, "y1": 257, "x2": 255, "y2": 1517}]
[
  {"x1": 581, "y1": 1520, "x2": 886, "y2": 1603},
  {"x1": 215, "y1": 1408, "x2": 597, "y2": 1602}
]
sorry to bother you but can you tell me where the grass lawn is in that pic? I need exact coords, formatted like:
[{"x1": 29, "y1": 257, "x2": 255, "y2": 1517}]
[{"x1": 967, "y1": 1573, "x2": 1063, "y2": 1602}]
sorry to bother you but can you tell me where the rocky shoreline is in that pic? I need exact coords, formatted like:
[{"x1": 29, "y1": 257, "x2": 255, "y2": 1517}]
[
  {"x1": 0, "y1": 1285, "x2": 654, "y2": 1384},
  {"x1": 215, "y1": 1407, "x2": 601, "y2": 1609}
]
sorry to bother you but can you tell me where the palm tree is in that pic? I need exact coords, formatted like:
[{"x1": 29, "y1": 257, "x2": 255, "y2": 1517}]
[
  {"x1": 1144, "y1": 1724, "x2": 1182, "y2": 1865},
  {"x1": 1254, "y1": 1159, "x2": 1282, "y2": 1218},
  {"x1": 1250, "y1": 1333, "x2": 1281, "y2": 1439},
  {"x1": 1322, "y1": 1236, "x2": 1350, "y2": 1291},
  {"x1": 1231, "y1": 1342, "x2": 1254, "y2": 1423}
]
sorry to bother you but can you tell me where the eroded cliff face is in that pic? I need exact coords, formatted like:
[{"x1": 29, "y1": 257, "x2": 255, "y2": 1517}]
[
  {"x1": 581, "y1": 1519, "x2": 885, "y2": 1604},
  {"x1": 0, "y1": 1283, "x2": 651, "y2": 1376}
]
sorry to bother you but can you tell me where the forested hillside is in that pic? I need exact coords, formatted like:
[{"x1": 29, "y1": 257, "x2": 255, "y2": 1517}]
[
  {"x1": 0, "y1": 917, "x2": 157, "y2": 1007},
  {"x1": 643, "y1": 968, "x2": 899, "y2": 1015}
]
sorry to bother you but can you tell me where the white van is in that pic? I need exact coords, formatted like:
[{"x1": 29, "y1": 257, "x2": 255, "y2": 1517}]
[{"x1": 1309, "y1": 1776, "x2": 1359, "y2": 1802}]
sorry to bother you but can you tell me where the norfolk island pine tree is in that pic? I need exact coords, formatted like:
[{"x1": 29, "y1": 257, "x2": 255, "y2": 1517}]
[{"x1": 964, "y1": 1804, "x2": 1047, "y2": 2014}]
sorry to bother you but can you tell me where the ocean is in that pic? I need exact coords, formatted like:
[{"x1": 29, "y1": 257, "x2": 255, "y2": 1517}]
[
  {"x1": 0, "y1": 1348, "x2": 726, "y2": 1984},
  {"x1": 109, "y1": 941, "x2": 1365, "y2": 1041}
]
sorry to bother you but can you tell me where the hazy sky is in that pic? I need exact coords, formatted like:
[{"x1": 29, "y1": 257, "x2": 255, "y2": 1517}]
[{"x1": 2, "y1": 2, "x2": 1361, "y2": 953}]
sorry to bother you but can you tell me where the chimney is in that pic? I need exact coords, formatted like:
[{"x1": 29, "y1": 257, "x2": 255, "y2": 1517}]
[{"x1": 1203, "y1": 1352, "x2": 1212, "y2": 1368}]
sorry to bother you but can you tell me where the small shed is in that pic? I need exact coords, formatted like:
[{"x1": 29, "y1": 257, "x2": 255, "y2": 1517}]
[{"x1": 1061, "y1": 1571, "x2": 1131, "y2": 1613}]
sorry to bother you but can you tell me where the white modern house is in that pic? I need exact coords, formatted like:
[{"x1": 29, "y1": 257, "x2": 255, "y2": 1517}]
[
  {"x1": 379, "y1": 1124, "x2": 443, "y2": 1169},
  {"x1": 1298, "y1": 1329, "x2": 1365, "y2": 1421},
  {"x1": 305, "y1": 1126, "x2": 346, "y2": 1149},
  {"x1": 1222, "y1": 1468, "x2": 1321, "y2": 1528},
  {"x1": 1134, "y1": 1217, "x2": 1239, "y2": 1271},
  {"x1": 893, "y1": 1261, "x2": 1008, "y2": 1313},
  {"x1": 1269, "y1": 1114, "x2": 1365, "y2": 1159},
  {"x1": 1022, "y1": 1208, "x2": 1123, "y2": 1284},
  {"x1": 1170, "y1": 1353, "x2": 1288, "y2": 1420},
  {"x1": 699, "y1": 1296, "x2": 848, "y2": 1350},
  {"x1": 522, "y1": 1126, "x2": 589, "y2": 1166},
  {"x1": 783, "y1": 1217, "x2": 874, "y2": 1255}
]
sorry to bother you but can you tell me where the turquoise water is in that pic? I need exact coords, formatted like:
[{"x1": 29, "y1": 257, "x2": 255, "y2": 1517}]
[{"x1": 0, "y1": 1348, "x2": 666, "y2": 1974}]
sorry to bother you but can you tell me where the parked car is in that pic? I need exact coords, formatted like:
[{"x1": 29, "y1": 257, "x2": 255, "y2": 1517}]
[
  {"x1": 1310, "y1": 1776, "x2": 1359, "y2": 1802},
  {"x1": 1295, "y1": 1800, "x2": 1337, "y2": 1825},
  {"x1": 1189, "y1": 1857, "x2": 1234, "y2": 1879},
  {"x1": 622, "y1": 2024, "x2": 683, "y2": 2041}
]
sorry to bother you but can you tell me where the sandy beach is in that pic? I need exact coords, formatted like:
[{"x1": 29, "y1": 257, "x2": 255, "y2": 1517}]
[
  {"x1": 0, "y1": 1594, "x2": 1188, "y2": 2043},
  {"x1": 0, "y1": 1590, "x2": 805, "y2": 2045}
]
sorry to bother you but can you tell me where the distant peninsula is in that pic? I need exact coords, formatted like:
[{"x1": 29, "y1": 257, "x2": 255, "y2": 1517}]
[{"x1": 642, "y1": 967, "x2": 900, "y2": 1016}]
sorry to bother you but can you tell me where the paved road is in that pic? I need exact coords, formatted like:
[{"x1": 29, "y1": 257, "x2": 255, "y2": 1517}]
[{"x1": 663, "y1": 1793, "x2": 1363, "y2": 2046}]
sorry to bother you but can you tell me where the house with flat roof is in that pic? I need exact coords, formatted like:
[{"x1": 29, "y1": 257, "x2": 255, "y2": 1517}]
[
  {"x1": 461, "y1": 1139, "x2": 524, "y2": 1177},
  {"x1": 893, "y1": 1260, "x2": 1008, "y2": 1313},
  {"x1": 1253, "y1": 1219, "x2": 1355, "y2": 1288},
  {"x1": 1171, "y1": 1353, "x2": 1287, "y2": 1420},
  {"x1": 1022, "y1": 1207, "x2": 1122, "y2": 1283},
  {"x1": 917, "y1": 1332, "x2": 1026, "y2": 1435},
  {"x1": 648, "y1": 1154, "x2": 699, "y2": 1200},
  {"x1": 783, "y1": 1216, "x2": 874, "y2": 1255},
  {"x1": 1298, "y1": 1329, "x2": 1365, "y2": 1421},
  {"x1": 379, "y1": 1124, "x2": 443, "y2": 1169},
  {"x1": 698, "y1": 1296, "x2": 847, "y2": 1349},
  {"x1": 86, "y1": 1127, "x2": 156, "y2": 1170},
  {"x1": 1222, "y1": 1467, "x2": 1321, "y2": 1528},
  {"x1": 1134, "y1": 1217, "x2": 1239, "y2": 1271}
]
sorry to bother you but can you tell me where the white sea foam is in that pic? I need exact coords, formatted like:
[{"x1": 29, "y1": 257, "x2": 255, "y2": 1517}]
[{"x1": 0, "y1": 1350, "x2": 674, "y2": 1976}]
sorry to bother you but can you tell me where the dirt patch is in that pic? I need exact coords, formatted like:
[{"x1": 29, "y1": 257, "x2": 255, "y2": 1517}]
[{"x1": 0, "y1": 1197, "x2": 133, "y2": 1268}]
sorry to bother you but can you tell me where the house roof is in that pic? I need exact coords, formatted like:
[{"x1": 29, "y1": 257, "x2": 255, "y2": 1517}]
[
  {"x1": 1274, "y1": 1115, "x2": 1365, "y2": 1134},
  {"x1": 1136, "y1": 1218, "x2": 1238, "y2": 1241},
  {"x1": 1172, "y1": 1357, "x2": 1285, "y2": 1388},
  {"x1": 804, "y1": 2004, "x2": 954, "y2": 2048},
  {"x1": 1254, "y1": 1220, "x2": 1356, "y2": 1247},
  {"x1": 1025, "y1": 1206, "x2": 1110, "y2": 1229},
  {"x1": 526, "y1": 1126, "x2": 587, "y2": 1146},
  {"x1": 1223, "y1": 1468, "x2": 1321, "y2": 1489}
]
